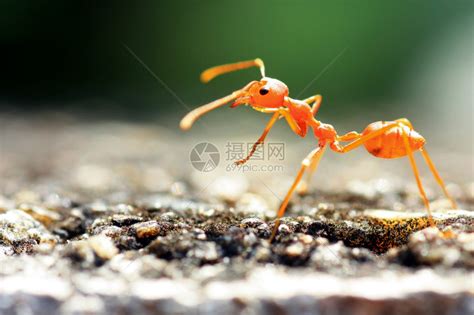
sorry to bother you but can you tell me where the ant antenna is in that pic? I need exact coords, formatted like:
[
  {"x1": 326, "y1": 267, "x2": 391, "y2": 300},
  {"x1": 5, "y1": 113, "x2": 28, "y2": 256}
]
[
  {"x1": 200, "y1": 58, "x2": 265, "y2": 83},
  {"x1": 180, "y1": 80, "x2": 257, "y2": 130}
]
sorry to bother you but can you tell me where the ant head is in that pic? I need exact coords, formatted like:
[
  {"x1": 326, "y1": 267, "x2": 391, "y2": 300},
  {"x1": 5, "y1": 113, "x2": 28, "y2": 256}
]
[
  {"x1": 232, "y1": 77, "x2": 289, "y2": 108},
  {"x1": 180, "y1": 59, "x2": 289, "y2": 130}
]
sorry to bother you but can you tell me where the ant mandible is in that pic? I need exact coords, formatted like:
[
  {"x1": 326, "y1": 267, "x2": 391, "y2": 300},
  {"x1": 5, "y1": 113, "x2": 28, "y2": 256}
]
[{"x1": 180, "y1": 58, "x2": 457, "y2": 241}]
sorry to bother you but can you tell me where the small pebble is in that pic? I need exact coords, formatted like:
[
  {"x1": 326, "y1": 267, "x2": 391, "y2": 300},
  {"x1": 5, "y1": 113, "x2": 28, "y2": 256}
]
[
  {"x1": 243, "y1": 232, "x2": 258, "y2": 246},
  {"x1": 278, "y1": 224, "x2": 290, "y2": 235},
  {"x1": 88, "y1": 235, "x2": 118, "y2": 260},
  {"x1": 188, "y1": 242, "x2": 219, "y2": 263},
  {"x1": 240, "y1": 217, "x2": 265, "y2": 229},
  {"x1": 255, "y1": 247, "x2": 271, "y2": 262},
  {"x1": 111, "y1": 214, "x2": 143, "y2": 226},
  {"x1": 192, "y1": 228, "x2": 207, "y2": 240},
  {"x1": 314, "y1": 237, "x2": 329, "y2": 246},
  {"x1": 298, "y1": 234, "x2": 313, "y2": 245},
  {"x1": 285, "y1": 243, "x2": 304, "y2": 257},
  {"x1": 93, "y1": 225, "x2": 122, "y2": 238},
  {"x1": 18, "y1": 204, "x2": 61, "y2": 225},
  {"x1": 132, "y1": 221, "x2": 162, "y2": 239},
  {"x1": 160, "y1": 211, "x2": 178, "y2": 220},
  {"x1": 0, "y1": 210, "x2": 57, "y2": 247}
]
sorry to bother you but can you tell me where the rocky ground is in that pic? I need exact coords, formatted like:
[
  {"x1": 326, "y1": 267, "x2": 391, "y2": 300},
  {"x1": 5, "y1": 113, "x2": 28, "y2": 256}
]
[{"x1": 0, "y1": 116, "x2": 473, "y2": 315}]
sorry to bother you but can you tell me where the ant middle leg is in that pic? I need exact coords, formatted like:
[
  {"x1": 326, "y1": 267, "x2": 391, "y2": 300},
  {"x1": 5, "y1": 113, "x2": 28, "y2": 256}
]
[
  {"x1": 302, "y1": 94, "x2": 323, "y2": 116},
  {"x1": 270, "y1": 145, "x2": 327, "y2": 241},
  {"x1": 297, "y1": 146, "x2": 327, "y2": 194}
]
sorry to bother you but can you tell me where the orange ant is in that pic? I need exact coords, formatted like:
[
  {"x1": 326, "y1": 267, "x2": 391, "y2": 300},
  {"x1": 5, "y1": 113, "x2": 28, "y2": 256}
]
[{"x1": 180, "y1": 58, "x2": 457, "y2": 241}]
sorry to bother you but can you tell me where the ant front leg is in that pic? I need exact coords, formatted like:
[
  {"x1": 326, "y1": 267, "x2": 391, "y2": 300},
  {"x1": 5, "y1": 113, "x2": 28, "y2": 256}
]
[
  {"x1": 235, "y1": 111, "x2": 280, "y2": 166},
  {"x1": 236, "y1": 108, "x2": 304, "y2": 165}
]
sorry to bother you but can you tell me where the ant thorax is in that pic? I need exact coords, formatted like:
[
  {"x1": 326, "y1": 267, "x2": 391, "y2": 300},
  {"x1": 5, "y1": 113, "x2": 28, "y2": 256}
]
[{"x1": 313, "y1": 122, "x2": 337, "y2": 142}]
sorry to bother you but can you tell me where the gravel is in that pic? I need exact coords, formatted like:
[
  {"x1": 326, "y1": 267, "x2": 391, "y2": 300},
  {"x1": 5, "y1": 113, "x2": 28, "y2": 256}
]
[{"x1": 0, "y1": 116, "x2": 473, "y2": 315}]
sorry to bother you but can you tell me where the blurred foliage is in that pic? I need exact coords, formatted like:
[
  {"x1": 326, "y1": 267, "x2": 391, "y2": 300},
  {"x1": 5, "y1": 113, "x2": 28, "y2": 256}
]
[{"x1": 0, "y1": 0, "x2": 472, "y2": 117}]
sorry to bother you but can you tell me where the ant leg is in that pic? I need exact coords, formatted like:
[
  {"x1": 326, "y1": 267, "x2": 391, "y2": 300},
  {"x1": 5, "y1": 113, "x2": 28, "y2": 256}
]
[
  {"x1": 400, "y1": 124, "x2": 435, "y2": 227},
  {"x1": 235, "y1": 112, "x2": 280, "y2": 166},
  {"x1": 201, "y1": 58, "x2": 265, "y2": 83},
  {"x1": 270, "y1": 145, "x2": 327, "y2": 241},
  {"x1": 397, "y1": 118, "x2": 414, "y2": 129},
  {"x1": 337, "y1": 131, "x2": 361, "y2": 142},
  {"x1": 420, "y1": 147, "x2": 458, "y2": 209},
  {"x1": 398, "y1": 118, "x2": 457, "y2": 209},
  {"x1": 302, "y1": 94, "x2": 323, "y2": 116},
  {"x1": 279, "y1": 109, "x2": 306, "y2": 137},
  {"x1": 298, "y1": 146, "x2": 327, "y2": 194},
  {"x1": 333, "y1": 119, "x2": 420, "y2": 153},
  {"x1": 257, "y1": 107, "x2": 305, "y2": 137},
  {"x1": 237, "y1": 108, "x2": 305, "y2": 165},
  {"x1": 329, "y1": 120, "x2": 437, "y2": 226},
  {"x1": 332, "y1": 121, "x2": 401, "y2": 153}
]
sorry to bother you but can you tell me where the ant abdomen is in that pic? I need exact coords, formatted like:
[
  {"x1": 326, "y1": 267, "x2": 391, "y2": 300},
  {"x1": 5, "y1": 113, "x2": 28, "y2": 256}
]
[{"x1": 363, "y1": 121, "x2": 426, "y2": 159}]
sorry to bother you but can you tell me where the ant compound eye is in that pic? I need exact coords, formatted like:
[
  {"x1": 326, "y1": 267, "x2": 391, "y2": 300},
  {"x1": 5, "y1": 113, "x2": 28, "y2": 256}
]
[{"x1": 259, "y1": 88, "x2": 269, "y2": 95}]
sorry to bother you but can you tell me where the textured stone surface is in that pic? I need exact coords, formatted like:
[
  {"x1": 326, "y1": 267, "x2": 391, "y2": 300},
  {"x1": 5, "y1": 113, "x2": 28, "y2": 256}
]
[{"x1": 0, "y1": 117, "x2": 473, "y2": 315}]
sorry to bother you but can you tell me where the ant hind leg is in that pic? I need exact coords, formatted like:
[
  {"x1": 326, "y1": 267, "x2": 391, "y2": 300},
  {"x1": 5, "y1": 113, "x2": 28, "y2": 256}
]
[
  {"x1": 399, "y1": 124, "x2": 435, "y2": 227},
  {"x1": 399, "y1": 118, "x2": 457, "y2": 209},
  {"x1": 420, "y1": 147, "x2": 458, "y2": 209}
]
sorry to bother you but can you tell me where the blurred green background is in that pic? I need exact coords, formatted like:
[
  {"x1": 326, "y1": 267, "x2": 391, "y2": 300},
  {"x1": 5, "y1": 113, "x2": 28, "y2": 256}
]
[
  {"x1": 0, "y1": 0, "x2": 472, "y2": 187},
  {"x1": 0, "y1": 0, "x2": 472, "y2": 124}
]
